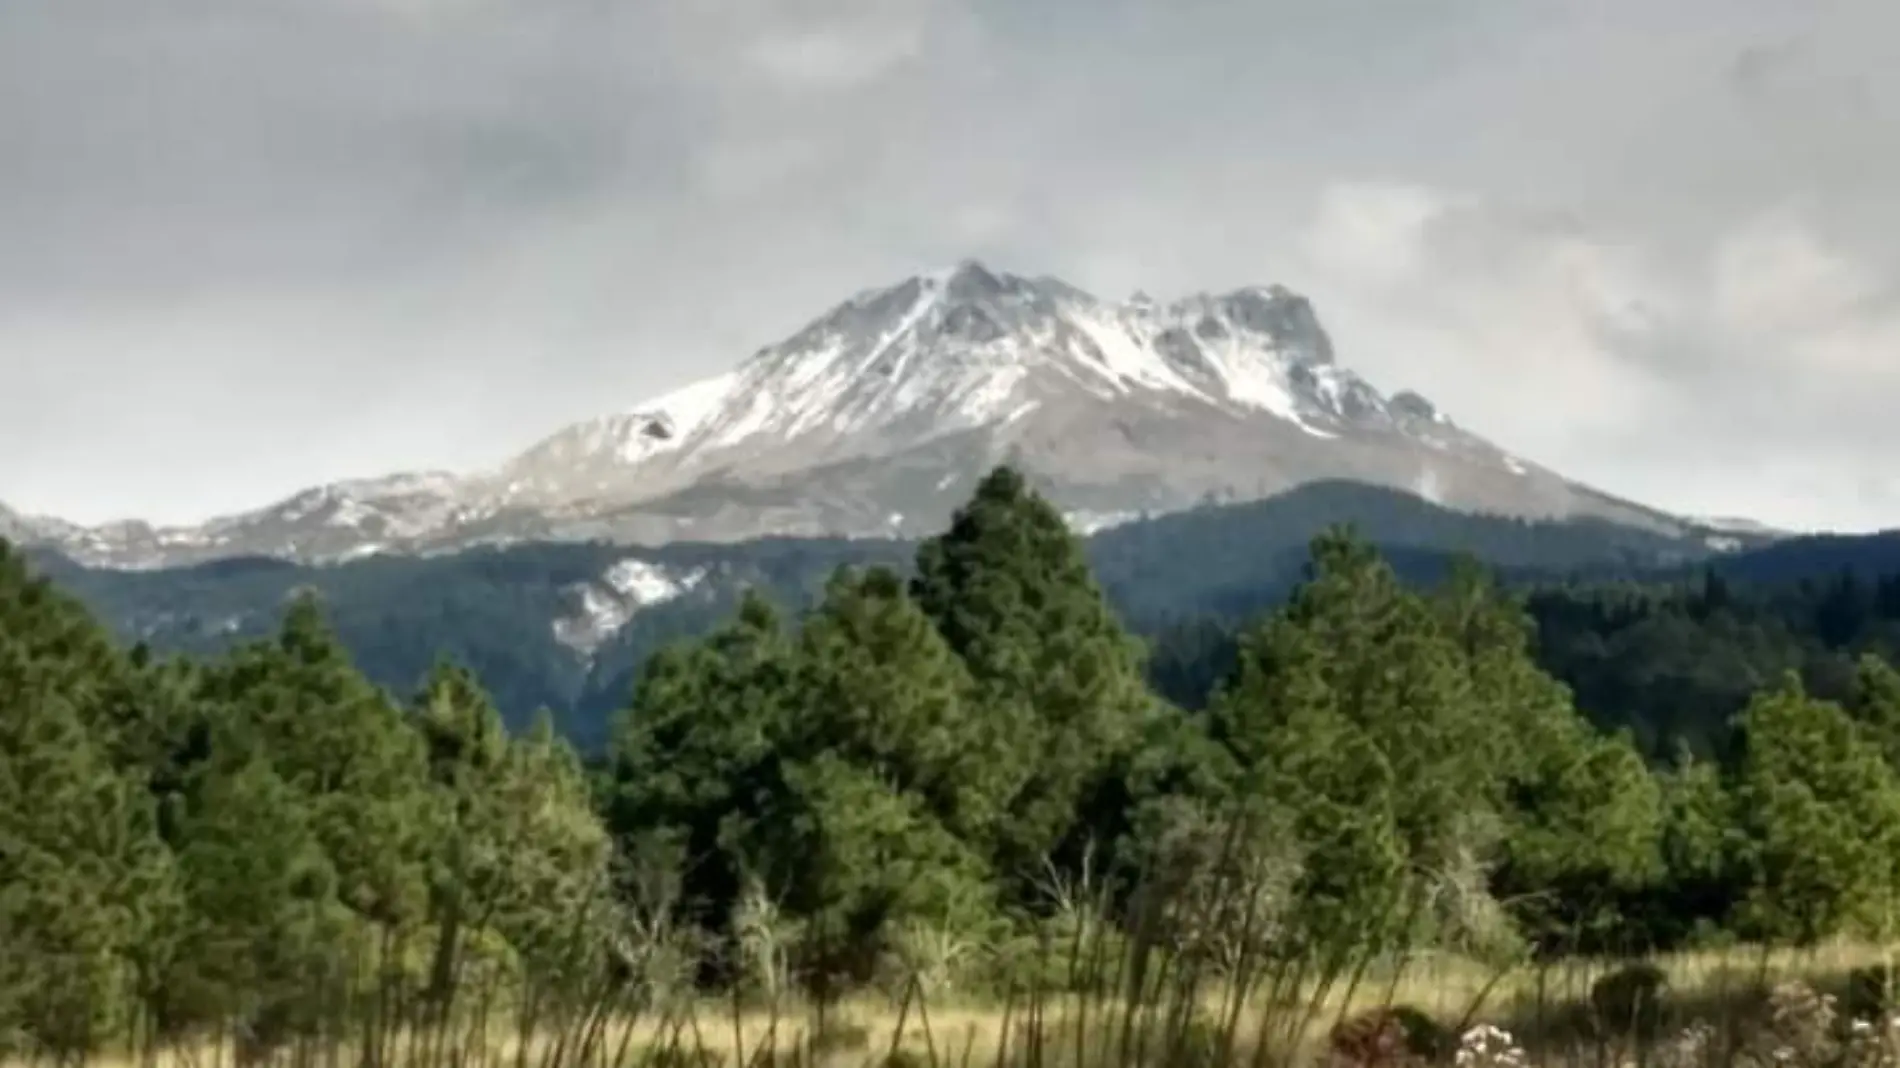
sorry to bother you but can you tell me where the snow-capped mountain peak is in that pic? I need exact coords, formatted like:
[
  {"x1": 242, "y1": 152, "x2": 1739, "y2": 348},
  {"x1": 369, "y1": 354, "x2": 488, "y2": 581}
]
[
  {"x1": 467, "y1": 263, "x2": 1503, "y2": 531},
  {"x1": 10, "y1": 261, "x2": 1706, "y2": 569},
  {"x1": 583, "y1": 262, "x2": 1391, "y2": 464}
]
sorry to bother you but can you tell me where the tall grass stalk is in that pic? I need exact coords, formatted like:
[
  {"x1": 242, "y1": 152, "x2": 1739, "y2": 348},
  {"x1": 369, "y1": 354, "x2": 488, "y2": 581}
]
[{"x1": 10, "y1": 836, "x2": 1900, "y2": 1068}]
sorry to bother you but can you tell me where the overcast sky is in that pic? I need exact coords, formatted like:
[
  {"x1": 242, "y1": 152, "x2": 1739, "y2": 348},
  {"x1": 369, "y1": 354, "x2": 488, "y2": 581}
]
[{"x1": 4, "y1": 0, "x2": 1897, "y2": 532}]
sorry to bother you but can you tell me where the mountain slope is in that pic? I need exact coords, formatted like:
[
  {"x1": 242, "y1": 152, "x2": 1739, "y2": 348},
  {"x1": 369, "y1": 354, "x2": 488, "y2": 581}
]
[{"x1": 13, "y1": 261, "x2": 1706, "y2": 568}]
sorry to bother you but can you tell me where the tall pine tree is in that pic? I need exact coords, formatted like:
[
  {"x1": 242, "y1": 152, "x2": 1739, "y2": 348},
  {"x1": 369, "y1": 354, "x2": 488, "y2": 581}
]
[
  {"x1": 0, "y1": 549, "x2": 181, "y2": 1054},
  {"x1": 910, "y1": 466, "x2": 1155, "y2": 894},
  {"x1": 609, "y1": 592, "x2": 799, "y2": 940}
]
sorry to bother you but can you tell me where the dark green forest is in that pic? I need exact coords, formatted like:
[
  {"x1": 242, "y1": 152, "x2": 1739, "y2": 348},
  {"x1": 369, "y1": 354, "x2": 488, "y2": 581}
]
[
  {"x1": 9, "y1": 466, "x2": 1900, "y2": 1059},
  {"x1": 29, "y1": 480, "x2": 1776, "y2": 750}
]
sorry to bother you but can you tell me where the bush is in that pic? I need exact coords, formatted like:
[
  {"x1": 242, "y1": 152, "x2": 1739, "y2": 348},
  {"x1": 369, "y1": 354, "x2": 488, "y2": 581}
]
[
  {"x1": 1845, "y1": 964, "x2": 1899, "y2": 1022},
  {"x1": 983, "y1": 919, "x2": 1132, "y2": 999},
  {"x1": 1324, "y1": 1006, "x2": 1452, "y2": 1068},
  {"x1": 1591, "y1": 961, "x2": 1670, "y2": 1041}
]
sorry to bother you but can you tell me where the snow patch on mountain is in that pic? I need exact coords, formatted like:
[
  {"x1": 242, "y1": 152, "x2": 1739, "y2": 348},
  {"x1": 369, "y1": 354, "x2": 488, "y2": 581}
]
[
  {"x1": 552, "y1": 558, "x2": 708, "y2": 656},
  {"x1": 604, "y1": 558, "x2": 703, "y2": 604},
  {"x1": 1065, "y1": 307, "x2": 1206, "y2": 398},
  {"x1": 1689, "y1": 515, "x2": 1791, "y2": 537},
  {"x1": 615, "y1": 372, "x2": 739, "y2": 462},
  {"x1": 1066, "y1": 509, "x2": 1143, "y2": 535}
]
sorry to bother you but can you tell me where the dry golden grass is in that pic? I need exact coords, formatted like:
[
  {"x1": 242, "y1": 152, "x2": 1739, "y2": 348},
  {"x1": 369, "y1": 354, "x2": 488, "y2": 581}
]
[
  {"x1": 20, "y1": 942, "x2": 1900, "y2": 1068},
  {"x1": 600, "y1": 941, "x2": 1900, "y2": 1065}
]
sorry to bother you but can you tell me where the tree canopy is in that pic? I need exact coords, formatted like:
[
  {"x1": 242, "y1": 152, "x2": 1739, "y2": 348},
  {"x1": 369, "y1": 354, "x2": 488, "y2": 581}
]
[{"x1": 8, "y1": 469, "x2": 1900, "y2": 1056}]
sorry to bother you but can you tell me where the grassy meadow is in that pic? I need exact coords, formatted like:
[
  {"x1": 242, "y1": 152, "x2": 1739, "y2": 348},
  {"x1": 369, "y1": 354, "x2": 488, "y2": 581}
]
[{"x1": 14, "y1": 941, "x2": 1900, "y2": 1068}]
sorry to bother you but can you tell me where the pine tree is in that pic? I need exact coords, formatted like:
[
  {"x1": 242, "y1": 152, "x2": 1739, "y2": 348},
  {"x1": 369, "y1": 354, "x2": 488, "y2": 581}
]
[
  {"x1": 202, "y1": 595, "x2": 437, "y2": 940},
  {"x1": 1848, "y1": 653, "x2": 1900, "y2": 771},
  {"x1": 1648, "y1": 744, "x2": 1744, "y2": 944},
  {"x1": 0, "y1": 546, "x2": 185, "y2": 1052},
  {"x1": 487, "y1": 711, "x2": 614, "y2": 993},
  {"x1": 1207, "y1": 554, "x2": 1413, "y2": 956},
  {"x1": 0, "y1": 632, "x2": 180, "y2": 1054},
  {"x1": 409, "y1": 661, "x2": 511, "y2": 1009},
  {"x1": 790, "y1": 566, "x2": 1009, "y2": 839},
  {"x1": 609, "y1": 591, "x2": 799, "y2": 936},
  {"x1": 1433, "y1": 562, "x2": 1663, "y2": 953},
  {"x1": 1733, "y1": 673, "x2": 1900, "y2": 944},
  {"x1": 723, "y1": 751, "x2": 993, "y2": 984},
  {"x1": 910, "y1": 466, "x2": 1155, "y2": 888},
  {"x1": 413, "y1": 659, "x2": 509, "y2": 788},
  {"x1": 1216, "y1": 531, "x2": 1480, "y2": 884},
  {"x1": 1493, "y1": 726, "x2": 1663, "y2": 954},
  {"x1": 161, "y1": 754, "x2": 352, "y2": 1045},
  {"x1": 1431, "y1": 559, "x2": 1573, "y2": 791},
  {"x1": 616, "y1": 571, "x2": 1005, "y2": 985},
  {"x1": 0, "y1": 544, "x2": 129, "y2": 725}
]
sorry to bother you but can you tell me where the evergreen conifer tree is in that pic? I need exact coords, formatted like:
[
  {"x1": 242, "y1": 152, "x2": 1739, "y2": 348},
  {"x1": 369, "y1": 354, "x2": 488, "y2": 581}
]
[
  {"x1": 910, "y1": 466, "x2": 1155, "y2": 890},
  {"x1": 0, "y1": 602, "x2": 180, "y2": 1053},
  {"x1": 1733, "y1": 673, "x2": 1900, "y2": 944}
]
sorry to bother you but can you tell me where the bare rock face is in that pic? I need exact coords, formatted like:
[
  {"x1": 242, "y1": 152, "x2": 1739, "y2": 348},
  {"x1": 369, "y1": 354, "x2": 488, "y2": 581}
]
[{"x1": 11, "y1": 260, "x2": 1696, "y2": 569}]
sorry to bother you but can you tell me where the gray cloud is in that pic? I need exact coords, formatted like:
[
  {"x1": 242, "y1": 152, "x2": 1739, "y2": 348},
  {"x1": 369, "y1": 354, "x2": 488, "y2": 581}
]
[{"x1": 3, "y1": 0, "x2": 1897, "y2": 531}]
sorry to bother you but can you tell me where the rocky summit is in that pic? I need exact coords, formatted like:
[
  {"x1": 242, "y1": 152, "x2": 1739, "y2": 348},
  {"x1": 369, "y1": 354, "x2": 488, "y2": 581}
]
[{"x1": 10, "y1": 260, "x2": 1691, "y2": 569}]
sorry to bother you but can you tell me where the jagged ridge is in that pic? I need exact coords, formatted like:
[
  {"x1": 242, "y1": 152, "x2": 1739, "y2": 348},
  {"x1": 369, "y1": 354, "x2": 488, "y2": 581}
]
[{"x1": 7, "y1": 261, "x2": 1701, "y2": 568}]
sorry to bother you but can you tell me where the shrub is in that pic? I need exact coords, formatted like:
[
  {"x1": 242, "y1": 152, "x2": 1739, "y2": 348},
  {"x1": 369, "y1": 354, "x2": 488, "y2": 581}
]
[
  {"x1": 1734, "y1": 982, "x2": 1840, "y2": 1068},
  {"x1": 1325, "y1": 1006, "x2": 1453, "y2": 1068},
  {"x1": 1590, "y1": 961, "x2": 1670, "y2": 1041},
  {"x1": 1847, "y1": 964, "x2": 1900, "y2": 1022}
]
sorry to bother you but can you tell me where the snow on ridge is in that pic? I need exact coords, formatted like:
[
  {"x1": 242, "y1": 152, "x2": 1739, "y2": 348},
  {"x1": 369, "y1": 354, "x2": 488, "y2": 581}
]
[
  {"x1": 604, "y1": 558, "x2": 704, "y2": 603},
  {"x1": 600, "y1": 370, "x2": 741, "y2": 462},
  {"x1": 1065, "y1": 509, "x2": 1143, "y2": 535},
  {"x1": 1066, "y1": 306, "x2": 1207, "y2": 399},
  {"x1": 856, "y1": 281, "x2": 942, "y2": 384},
  {"x1": 624, "y1": 370, "x2": 737, "y2": 427},
  {"x1": 1054, "y1": 288, "x2": 1350, "y2": 439},
  {"x1": 327, "y1": 471, "x2": 463, "y2": 499},
  {"x1": 553, "y1": 557, "x2": 708, "y2": 656},
  {"x1": 1687, "y1": 515, "x2": 1784, "y2": 536},
  {"x1": 331, "y1": 498, "x2": 372, "y2": 528}
]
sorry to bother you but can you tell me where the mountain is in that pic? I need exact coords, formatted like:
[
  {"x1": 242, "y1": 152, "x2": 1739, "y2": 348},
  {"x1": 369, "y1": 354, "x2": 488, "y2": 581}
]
[
  {"x1": 0, "y1": 502, "x2": 37, "y2": 543},
  {"x1": 12, "y1": 260, "x2": 1715, "y2": 570},
  {"x1": 25, "y1": 479, "x2": 1766, "y2": 749}
]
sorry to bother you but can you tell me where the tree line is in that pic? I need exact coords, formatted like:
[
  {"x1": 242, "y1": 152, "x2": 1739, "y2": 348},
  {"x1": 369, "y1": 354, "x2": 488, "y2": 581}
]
[
  {"x1": 6, "y1": 466, "x2": 1900, "y2": 1058},
  {"x1": 39, "y1": 478, "x2": 1725, "y2": 752}
]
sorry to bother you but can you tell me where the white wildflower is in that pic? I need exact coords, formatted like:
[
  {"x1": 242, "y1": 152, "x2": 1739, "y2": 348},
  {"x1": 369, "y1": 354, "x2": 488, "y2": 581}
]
[{"x1": 1455, "y1": 1024, "x2": 1527, "y2": 1068}]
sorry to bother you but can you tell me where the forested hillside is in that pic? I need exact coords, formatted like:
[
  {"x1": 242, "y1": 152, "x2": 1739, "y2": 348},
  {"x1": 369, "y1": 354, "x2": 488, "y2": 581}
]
[
  {"x1": 1149, "y1": 559, "x2": 1900, "y2": 764},
  {"x1": 31, "y1": 536, "x2": 910, "y2": 749},
  {"x1": 33, "y1": 480, "x2": 1752, "y2": 748},
  {"x1": 9, "y1": 465, "x2": 1900, "y2": 1060}
]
